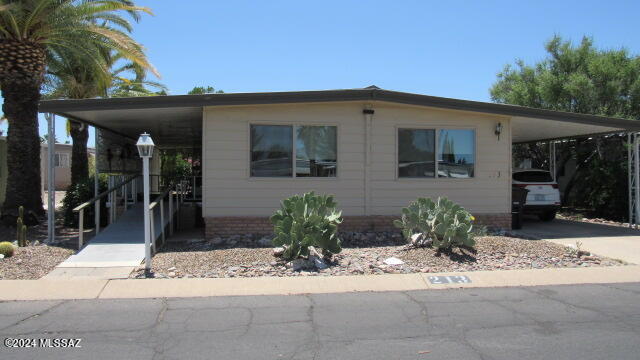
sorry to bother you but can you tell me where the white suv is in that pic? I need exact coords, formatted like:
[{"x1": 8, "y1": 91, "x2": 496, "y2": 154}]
[{"x1": 512, "y1": 169, "x2": 561, "y2": 221}]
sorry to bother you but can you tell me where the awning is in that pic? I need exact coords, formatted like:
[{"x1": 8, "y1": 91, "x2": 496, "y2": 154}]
[{"x1": 39, "y1": 87, "x2": 640, "y2": 146}]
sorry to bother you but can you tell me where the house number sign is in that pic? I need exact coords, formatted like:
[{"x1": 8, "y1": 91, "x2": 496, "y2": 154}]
[{"x1": 428, "y1": 275, "x2": 471, "y2": 284}]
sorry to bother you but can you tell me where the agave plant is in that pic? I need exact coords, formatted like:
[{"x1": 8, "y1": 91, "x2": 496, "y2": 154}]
[
  {"x1": 270, "y1": 192, "x2": 343, "y2": 261},
  {"x1": 393, "y1": 197, "x2": 476, "y2": 250}
]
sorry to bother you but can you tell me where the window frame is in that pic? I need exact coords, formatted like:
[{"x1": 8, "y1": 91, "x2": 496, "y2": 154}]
[
  {"x1": 247, "y1": 121, "x2": 340, "y2": 180},
  {"x1": 395, "y1": 125, "x2": 477, "y2": 180},
  {"x1": 54, "y1": 152, "x2": 70, "y2": 168}
]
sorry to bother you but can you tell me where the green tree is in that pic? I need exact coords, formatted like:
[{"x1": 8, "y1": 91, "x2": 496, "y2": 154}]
[
  {"x1": 0, "y1": 0, "x2": 155, "y2": 224},
  {"x1": 187, "y1": 85, "x2": 224, "y2": 95},
  {"x1": 45, "y1": 49, "x2": 164, "y2": 186},
  {"x1": 491, "y1": 35, "x2": 640, "y2": 220}
]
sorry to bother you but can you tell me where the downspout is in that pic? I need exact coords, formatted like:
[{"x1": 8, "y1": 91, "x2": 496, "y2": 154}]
[{"x1": 363, "y1": 106, "x2": 374, "y2": 216}]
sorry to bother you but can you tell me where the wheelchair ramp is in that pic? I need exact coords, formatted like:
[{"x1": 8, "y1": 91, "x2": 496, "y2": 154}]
[{"x1": 46, "y1": 200, "x2": 177, "y2": 279}]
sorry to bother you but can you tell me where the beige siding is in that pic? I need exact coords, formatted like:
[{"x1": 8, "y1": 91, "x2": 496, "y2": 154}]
[
  {"x1": 203, "y1": 101, "x2": 511, "y2": 217},
  {"x1": 369, "y1": 103, "x2": 511, "y2": 215},
  {"x1": 203, "y1": 102, "x2": 366, "y2": 217}
]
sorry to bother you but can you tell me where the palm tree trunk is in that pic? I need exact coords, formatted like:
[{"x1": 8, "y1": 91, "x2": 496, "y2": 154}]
[
  {"x1": 69, "y1": 121, "x2": 89, "y2": 186},
  {"x1": 0, "y1": 81, "x2": 44, "y2": 224}
]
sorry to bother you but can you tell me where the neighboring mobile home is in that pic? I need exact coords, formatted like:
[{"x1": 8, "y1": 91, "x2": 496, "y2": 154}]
[
  {"x1": 40, "y1": 142, "x2": 96, "y2": 191},
  {"x1": 39, "y1": 87, "x2": 640, "y2": 237}
]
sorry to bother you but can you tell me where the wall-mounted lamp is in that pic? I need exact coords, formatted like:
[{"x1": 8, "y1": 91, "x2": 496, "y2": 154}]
[{"x1": 495, "y1": 122, "x2": 503, "y2": 140}]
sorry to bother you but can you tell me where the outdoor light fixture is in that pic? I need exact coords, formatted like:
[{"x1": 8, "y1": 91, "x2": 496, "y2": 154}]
[
  {"x1": 137, "y1": 132, "x2": 155, "y2": 277},
  {"x1": 495, "y1": 122, "x2": 503, "y2": 140},
  {"x1": 136, "y1": 132, "x2": 155, "y2": 158}
]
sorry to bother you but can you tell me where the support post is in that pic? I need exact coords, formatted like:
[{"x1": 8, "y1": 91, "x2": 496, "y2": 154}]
[
  {"x1": 634, "y1": 134, "x2": 639, "y2": 229},
  {"x1": 45, "y1": 113, "x2": 55, "y2": 244},
  {"x1": 160, "y1": 198, "x2": 165, "y2": 244},
  {"x1": 94, "y1": 129, "x2": 100, "y2": 231},
  {"x1": 629, "y1": 133, "x2": 633, "y2": 228},
  {"x1": 169, "y1": 189, "x2": 174, "y2": 236},
  {"x1": 143, "y1": 156, "x2": 152, "y2": 274},
  {"x1": 95, "y1": 198, "x2": 101, "y2": 234},
  {"x1": 549, "y1": 141, "x2": 556, "y2": 182},
  {"x1": 150, "y1": 207, "x2": 156, "y2": 254},
  {"x1": 78, "y1": 209, "x2": 84, "y2": 250}
]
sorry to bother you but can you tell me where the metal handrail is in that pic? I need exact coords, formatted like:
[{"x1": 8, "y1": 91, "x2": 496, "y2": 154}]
[
  {"x1": 72, "y1": 174, "x2": 140, "y2": 250},
  {"x1": 73, "y1": 175, "x2": 139, "y2": 212},
  {"x1": 148, "y1": 179, "x2": 189, "y2": 253}
]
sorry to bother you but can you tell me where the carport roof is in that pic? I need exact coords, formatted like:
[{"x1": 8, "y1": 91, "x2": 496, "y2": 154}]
[{"x1": 39, "y1": 87, "x2": 640, "y2": 145}]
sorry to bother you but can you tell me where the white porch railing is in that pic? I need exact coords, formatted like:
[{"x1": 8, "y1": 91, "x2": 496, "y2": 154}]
[
  {"x1": 73, "y1": 175, "x2": 140, "y2": 250},
  {"x1": 148, "y1": 179, "x2": 188, "y2": 253}
]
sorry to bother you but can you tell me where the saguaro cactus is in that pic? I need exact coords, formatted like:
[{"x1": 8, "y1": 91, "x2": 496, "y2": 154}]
[{"x1": 16, "y1": 206, "x2": 27, "y2": 247}]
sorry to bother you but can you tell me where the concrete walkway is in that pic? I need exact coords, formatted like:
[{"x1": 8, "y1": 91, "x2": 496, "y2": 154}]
[
  {"x1": 3, "y1": 265, "x2": 640, "y2": 301},
  {"x1": 512, "y1": 218, "x2": 640, "y2": 264},
  {"x1": 45, "y1": 200, "x2": 177, "y2": 279}
]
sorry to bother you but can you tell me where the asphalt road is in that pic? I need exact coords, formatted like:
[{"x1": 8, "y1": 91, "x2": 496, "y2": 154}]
[{"x1": 1, "y1": 283, "x2": 639, "y2": 360}]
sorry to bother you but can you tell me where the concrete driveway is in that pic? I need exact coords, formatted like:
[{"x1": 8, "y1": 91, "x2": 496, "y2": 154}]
[{"x1": 512, "y1": 218, "x2": 640, "y2": 264}]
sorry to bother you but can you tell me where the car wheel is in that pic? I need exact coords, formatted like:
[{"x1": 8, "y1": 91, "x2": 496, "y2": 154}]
[{"x1": 539, "y1": 210, "x2": 556, "y2": 222}]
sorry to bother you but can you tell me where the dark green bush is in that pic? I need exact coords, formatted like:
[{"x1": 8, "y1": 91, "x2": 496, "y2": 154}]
[{"x1": 62, "y1": 176, "x2": 107, "y2": 227}]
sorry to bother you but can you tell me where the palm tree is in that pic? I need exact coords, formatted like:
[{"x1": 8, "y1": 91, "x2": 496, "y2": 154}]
[
  {"x1": 45, "y1": 48, "x2": 164, "y2": 186},
  {"x1": 0, "y1": 0, "x2": 155, "y2": 224}
]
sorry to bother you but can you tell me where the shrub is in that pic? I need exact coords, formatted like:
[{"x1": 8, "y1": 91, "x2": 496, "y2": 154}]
[
  {"x1": 271, "y1": 192, "x2": 343, "y2": 260},
  {"x1": 62, "y1": 175, "x2": 107, "y2": 227},
  {"x1": 0, "y1": 241, "x2": 14, "y2": 258},
  {"x1": 393, "y1": 197, "x2": 476, "y2": 250}
]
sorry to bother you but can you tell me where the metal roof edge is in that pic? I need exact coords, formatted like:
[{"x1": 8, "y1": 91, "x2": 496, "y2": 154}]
[{"x1": 39, "y1": 88, "x2": 640, "y2": 131}]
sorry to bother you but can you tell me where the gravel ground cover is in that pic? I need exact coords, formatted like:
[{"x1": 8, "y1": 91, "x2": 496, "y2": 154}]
[
  {"x1": 0, "y1": 207, "x2": 83, "y2": 280},
  {"x1": 132, "y1": 232, "x2": 624, "y2": 279},
  {"x1": 0, "y1": 244, "x2": 74, "y2": 280},
  {"x1": 557, "y1": 212, "x2": 639, "y2": 229}
]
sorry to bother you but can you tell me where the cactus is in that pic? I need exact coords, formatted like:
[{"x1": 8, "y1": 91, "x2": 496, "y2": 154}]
[
  {"x1": 270, "y1": 192, "x2": 343, "y2": 261},
  {"x1": 16, "y1": 206, "x2": 28, "y2": 247},
  {"x1": 0, "y1": 241, "x2": 14, "y2": 258},
  {"x1": 393, "y1": 197, "x2": 476, "y2": 250}
]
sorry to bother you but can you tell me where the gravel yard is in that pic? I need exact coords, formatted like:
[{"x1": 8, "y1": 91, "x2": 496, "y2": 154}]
[
  {"x1": 0, "y1": 207, "x2": 83, "y2": 280},
  {"x1": 0, "y1": 244, "x2": 74, "y2": 280},
  {"x1": 131, "y1": 232, "x2": 624, "y2": 279}
]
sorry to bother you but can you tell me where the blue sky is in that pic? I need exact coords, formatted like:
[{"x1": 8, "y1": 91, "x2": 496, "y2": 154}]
[{"x1": 1, "y1": 0, "x2": 639, "y2": 145}]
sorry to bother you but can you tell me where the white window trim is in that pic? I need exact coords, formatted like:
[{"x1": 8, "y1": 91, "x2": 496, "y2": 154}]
[
  {"x1": 54, "y1": 152, "x2": 70, "y2": 168},
  {"x1": 247, "y1": 122, "x2": 340, "y2": 180},
  {"x1": 395, "y1": 126, "x2": 477, "y2": 180}
]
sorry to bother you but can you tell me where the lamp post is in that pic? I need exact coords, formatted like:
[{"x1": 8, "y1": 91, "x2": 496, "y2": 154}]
[{"x1": 136, "y1": 133, "x2": 155, "y2": 276}]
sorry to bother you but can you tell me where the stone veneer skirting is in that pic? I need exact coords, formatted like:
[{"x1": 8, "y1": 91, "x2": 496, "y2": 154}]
[{"x1": 205, "y1": 214, "x2": 511, "y2": 238}]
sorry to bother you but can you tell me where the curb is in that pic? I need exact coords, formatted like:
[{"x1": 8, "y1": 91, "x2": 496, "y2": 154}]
[{"x1": 1, "y1": 265, "x2": 639, "y2": 301}]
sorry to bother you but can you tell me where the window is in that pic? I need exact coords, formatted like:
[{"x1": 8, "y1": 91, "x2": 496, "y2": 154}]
[
  {"x1": 437, "y1": 129, "x2": 475, "y2": 178},
  {"x1": 398, "y1": 129, "x2": 435, "y2": 178},
  {"x1": 296, "y1": 126, "x2": 337, "y2": 177},
  {"x1": 250, "y1": 125, "x2": 293, "y2": 177},
  {"x1": 250, "y1": 124, "x2": 337, "y2": 178},
  {"x1": 398, "y1": 128, "x2": 475, "y2": 179},
  {"x1": 54, "y1": 153, "x2": 69, "y2": 168}
]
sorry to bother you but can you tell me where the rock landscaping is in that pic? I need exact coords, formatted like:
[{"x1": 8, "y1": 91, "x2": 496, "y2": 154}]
[
  {"x1": 558, "y1": 212, "x2": 640, "y2": 229},
  {"x1": 0, "y1": 244, "x2": 74, "y2": 280},
  {"x1": 0, "y1": 215, "x2": 81, "y2": 280},
  {"x1": 131, "y1": 232, "x2": 625, "y2": 279}
]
